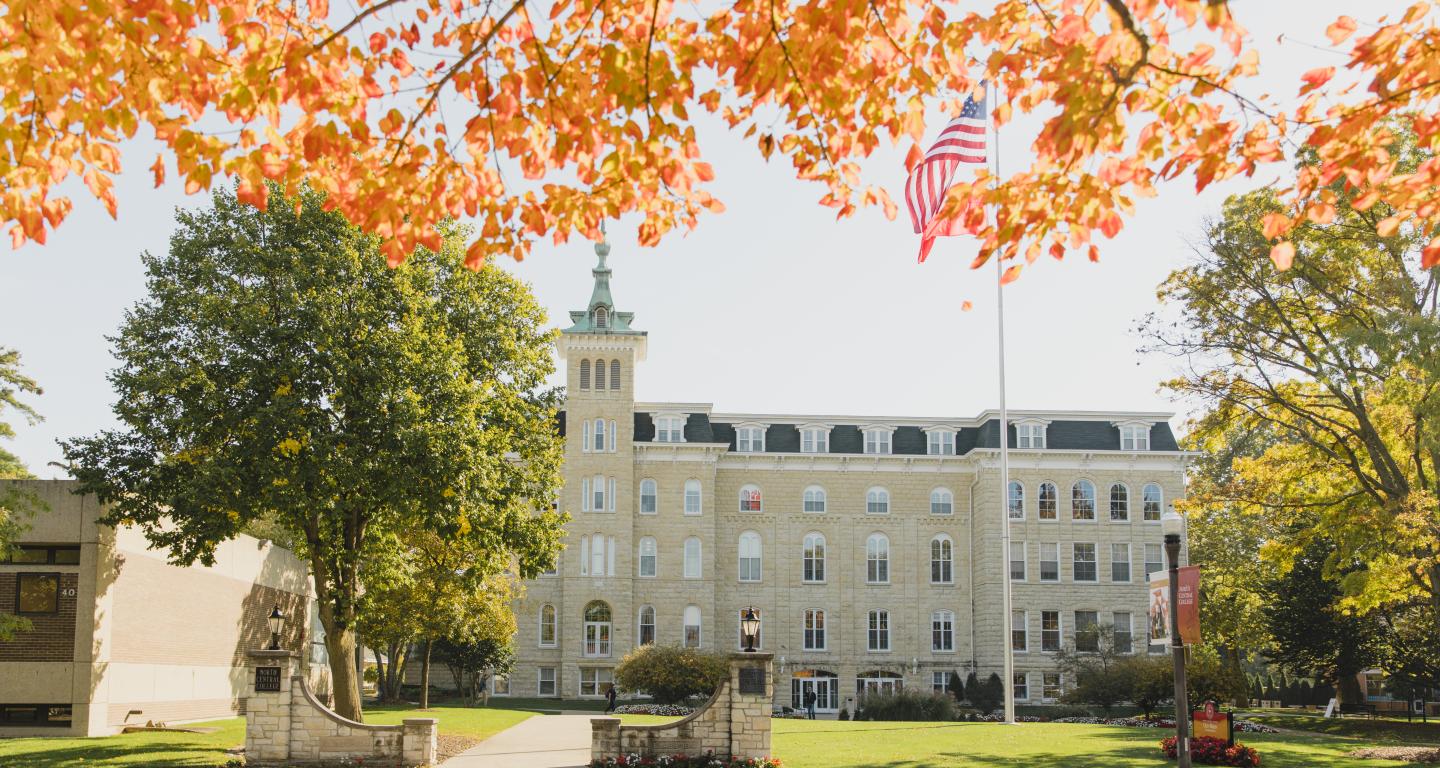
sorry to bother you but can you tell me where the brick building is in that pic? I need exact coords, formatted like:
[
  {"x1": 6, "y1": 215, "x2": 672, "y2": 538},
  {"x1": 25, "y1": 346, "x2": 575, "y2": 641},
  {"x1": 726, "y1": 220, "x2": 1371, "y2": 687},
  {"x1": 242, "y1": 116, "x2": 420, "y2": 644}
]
[
  {"x1": 0, "y1": 480, "x2": 327, "y2": 736},
  {"x1": 506, "y1": 243, "x2": 1190, "y2": 713}
]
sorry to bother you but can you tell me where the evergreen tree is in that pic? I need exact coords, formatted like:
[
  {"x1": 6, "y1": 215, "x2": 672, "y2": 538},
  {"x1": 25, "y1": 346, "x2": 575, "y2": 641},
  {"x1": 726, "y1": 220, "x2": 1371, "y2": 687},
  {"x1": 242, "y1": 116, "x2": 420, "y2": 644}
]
[
  {"x1": 946, "y1": 671, "x2": 965, "y2": 703},
  {"x1": 964, "y1": 671, "x2": 982, "y2": 707}
]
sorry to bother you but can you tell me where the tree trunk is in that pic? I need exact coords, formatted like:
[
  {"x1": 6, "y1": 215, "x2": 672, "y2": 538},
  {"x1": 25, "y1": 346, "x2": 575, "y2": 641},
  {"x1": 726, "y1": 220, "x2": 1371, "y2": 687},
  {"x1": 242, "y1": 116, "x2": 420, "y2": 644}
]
[
  {"x1": 323, "y1": 622, "x2": 363, "y2": 720},
  {"x1": 1336, "y1": 672, "x2": 1365, "y2": 712},
  {"x1": 374, "y1": 650, "x2": 388, "y2": 702},
  {"x1": 419, "y1": 638, "x2": 433, "y2": 710}
]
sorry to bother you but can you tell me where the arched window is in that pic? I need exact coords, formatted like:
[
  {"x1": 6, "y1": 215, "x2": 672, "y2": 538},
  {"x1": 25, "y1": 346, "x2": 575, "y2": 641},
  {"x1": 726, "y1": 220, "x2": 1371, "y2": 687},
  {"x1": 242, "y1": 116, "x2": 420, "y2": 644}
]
[
  {"x1": 638, "y1": 537, "x2": 657, "y2": 577},
  {"x1": 684, "y1": 479, "x2": 702, "y2": 515},
  {"x1": 803, "y1": 486, "x2": 827, "y2": 513},
  {"x1": 639, "y1": 479, "x2": 657, "y2": 515},
  {"x1": 1072, "y1": 480, "x2": 1096, "y2": 521},
  {"x1": 866, "y1": 533, "x2": 890, "y2": 584},
  {"x1": 1038, "y1": 481, "x2": 1058, "y2": 520},
  {"x1": 1143, "y1": 483, "x2": 1163, "y2": 521},
  {"x1": 930, "y1": 535, "x2": 954, "y2": 584},
  {"x1": 931, "y1": 610, "x2": 955, "y2": 651},
  {"x1": 1008, "y1": 481, "x2": 1025, "y2": 520},
  {"x1": 1109, "y1": 483, "x2": 1130, "y2": 522},
  {"x1": 579, "y1": 359, "x2": 591, "y2": 389},
  {"x1": 739, "y1": 485, "x2": 763, "y2": 512},
  {"x1": 594, "y1": 357, "x2": 607, "y2": 388},
  {"x1": 592, "y1": 418, "x2": 606, "y2": 452},
  {"x1": 930, "y1": 488, "x2": 953, "y2": 516},
  {"x1": 539, "y1": 604, "x2": 557, "y2": 647},
  {"x1": 581, "y1": 420, "x2": 591, "y2": 454},
  {"x1": 683, "y1": 537, "x2": 702, "y2": 579},
  {"x1": 594, "y1": 307, "x2": 609, "y2": 328},
  {"x1": 738, "y1": 531, "x2": 762, "y2": 582},
  {"x1": 683, "y1": 605, "x2": 702, "y2": 648},
  {"x1": 609, "y1": 359, "x2": 620, "y2": 389},
  {"x1": 583, "y1": 600, "x2": 612, "y2": 657},
  {"x1": 867, "y1": 487, "x2": 890, "y2": 515},
  {"x1": 802, "y1": 533, "x2": 826, "y2": 583},
  {"x1": 638, "y1": 605, "x2": 656, "y2": 645},
  {"x1": 803, "y1": 609, "x2": 827, "y2": 650}
]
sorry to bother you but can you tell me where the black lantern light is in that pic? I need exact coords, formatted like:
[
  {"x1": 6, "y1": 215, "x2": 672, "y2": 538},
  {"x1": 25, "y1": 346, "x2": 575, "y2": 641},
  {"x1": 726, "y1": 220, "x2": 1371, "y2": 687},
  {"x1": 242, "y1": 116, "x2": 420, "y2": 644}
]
[
  {"x1": 740, "y1": 607, "x2": 761, "y2": 652},
  {"x1": 267, "y1": 605, "x2": 286, "y2": 651}
]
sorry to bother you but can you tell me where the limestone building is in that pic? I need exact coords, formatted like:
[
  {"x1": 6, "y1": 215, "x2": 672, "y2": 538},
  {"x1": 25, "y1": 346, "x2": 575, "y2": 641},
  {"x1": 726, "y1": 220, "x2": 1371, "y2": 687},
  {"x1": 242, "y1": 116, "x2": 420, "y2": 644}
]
[{"x1": 509, "y1": 245, "x2": 1189, "y2": 713}]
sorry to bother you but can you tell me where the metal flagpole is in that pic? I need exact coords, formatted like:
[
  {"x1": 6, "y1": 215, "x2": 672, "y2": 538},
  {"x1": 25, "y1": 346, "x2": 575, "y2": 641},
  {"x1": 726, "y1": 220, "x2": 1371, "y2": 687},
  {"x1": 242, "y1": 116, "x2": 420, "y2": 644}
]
[{"x1": 992, "y1": 78, "x2": 1017, "y2": 726}]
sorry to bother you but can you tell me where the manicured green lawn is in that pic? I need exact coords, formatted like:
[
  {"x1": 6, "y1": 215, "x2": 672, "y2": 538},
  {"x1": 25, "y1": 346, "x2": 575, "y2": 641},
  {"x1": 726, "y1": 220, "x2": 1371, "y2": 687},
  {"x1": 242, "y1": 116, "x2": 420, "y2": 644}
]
[
  {"x1": 365, "y1": 701, "x2": 535, "y2": 740},
  {"x1": 0, "y1": 718, "x2": 246, "y2": 768},
  {"x1": 1244, "y1": 711, "x2": 1440, "y2": 745}
]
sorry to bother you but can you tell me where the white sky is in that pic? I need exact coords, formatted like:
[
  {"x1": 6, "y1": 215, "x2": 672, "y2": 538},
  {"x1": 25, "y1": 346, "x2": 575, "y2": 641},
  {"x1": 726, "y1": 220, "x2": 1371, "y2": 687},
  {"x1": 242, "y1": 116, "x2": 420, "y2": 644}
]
[{"x1": 0, "y1": 3, "x2": 1385, "y2": 477}]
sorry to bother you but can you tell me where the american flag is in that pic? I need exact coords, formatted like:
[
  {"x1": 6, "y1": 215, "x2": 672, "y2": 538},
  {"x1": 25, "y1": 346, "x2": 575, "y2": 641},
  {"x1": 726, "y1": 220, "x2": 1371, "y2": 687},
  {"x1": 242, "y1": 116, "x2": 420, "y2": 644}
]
[{"x1": 905, "y1": 86, "x2": 987, "y2": 262}]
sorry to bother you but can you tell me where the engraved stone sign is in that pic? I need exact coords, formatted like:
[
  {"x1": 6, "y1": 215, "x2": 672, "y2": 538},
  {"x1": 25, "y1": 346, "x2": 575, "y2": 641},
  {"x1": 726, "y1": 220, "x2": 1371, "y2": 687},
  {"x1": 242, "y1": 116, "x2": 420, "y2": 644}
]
[
  {"x1": 255, "y1": 666, "x2": 282, "y2": 692},
  {"x1": 738, "y1": 667, "x2": 765, "y2": 695}
]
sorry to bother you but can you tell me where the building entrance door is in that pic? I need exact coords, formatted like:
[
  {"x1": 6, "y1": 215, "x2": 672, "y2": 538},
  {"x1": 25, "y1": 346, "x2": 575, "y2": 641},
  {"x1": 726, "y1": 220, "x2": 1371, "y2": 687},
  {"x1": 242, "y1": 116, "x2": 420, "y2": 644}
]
[{"x1": 790, "y1": 670, "x2": 839, "y2": 712}]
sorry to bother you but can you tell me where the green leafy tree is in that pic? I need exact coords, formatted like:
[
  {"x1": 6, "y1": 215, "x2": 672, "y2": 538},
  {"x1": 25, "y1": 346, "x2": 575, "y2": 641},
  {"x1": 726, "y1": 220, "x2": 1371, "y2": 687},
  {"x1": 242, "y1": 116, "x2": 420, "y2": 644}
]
[
  {"x1": 614, "y1": 645, "x2": 728, "y2": 704},
  {"x1": 62, "y1": 184, "x2": 565, "y2": 720},
  {"x1": 1262, "y1": 538, "x2": 1382, "y2": 711},
  {"x1": 1184, "y1": 644, "x2": 1252, "y2": 711},
  {"x1": 434, "y1": 635, "x2": 514, "y2": 706},
  {"x1": 0, "y1": 347, "x2": 45, "y2": 640},
  {"x1": 1057, "y1": 624, "x2": 1133, "y2": 714},
  {"x1": 1127, "y1": 656, "x2": 1175, "y2": 720}
]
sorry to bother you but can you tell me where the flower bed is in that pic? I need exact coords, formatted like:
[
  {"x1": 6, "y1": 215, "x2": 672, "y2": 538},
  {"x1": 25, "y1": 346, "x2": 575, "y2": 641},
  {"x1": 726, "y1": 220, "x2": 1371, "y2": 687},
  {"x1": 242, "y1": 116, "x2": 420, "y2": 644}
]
[
  {"x1": 1161, "y1": 736, "x2": 1261, "y2": 767},
  {"x1": 590, "y1": 753, "x2": 782, "y2": 768},
  {"x1": 1052, "y1": 716, "x2": 1175, "y2": 728},
  {"x1": 612, "y1": 704, "x2": 695, "y2": 717},
  {"x1": 1234, "y1": 720, "x2": 1279, "y2": 734}
]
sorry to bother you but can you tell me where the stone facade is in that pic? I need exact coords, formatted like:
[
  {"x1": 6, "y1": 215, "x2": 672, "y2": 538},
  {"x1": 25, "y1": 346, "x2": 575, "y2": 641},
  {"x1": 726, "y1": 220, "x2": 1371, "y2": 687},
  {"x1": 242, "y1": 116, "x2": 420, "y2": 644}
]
[
  {"x1": 508, "y1": 246, "x2": 1190, "y2": 713},
  {"x1": 592, "y1": 653, "x2": 772, "y2": 761},
  {"x1": 244, "y1": 650, "x2": 437, "y2": 767}
]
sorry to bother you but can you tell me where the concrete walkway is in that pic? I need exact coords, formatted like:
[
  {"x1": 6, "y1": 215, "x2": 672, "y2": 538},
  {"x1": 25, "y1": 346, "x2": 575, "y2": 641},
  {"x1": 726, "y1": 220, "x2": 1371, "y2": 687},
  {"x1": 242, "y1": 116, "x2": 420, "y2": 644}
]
[{"x1": 440, "y1": 714, "x2": 603, "y2": 768}]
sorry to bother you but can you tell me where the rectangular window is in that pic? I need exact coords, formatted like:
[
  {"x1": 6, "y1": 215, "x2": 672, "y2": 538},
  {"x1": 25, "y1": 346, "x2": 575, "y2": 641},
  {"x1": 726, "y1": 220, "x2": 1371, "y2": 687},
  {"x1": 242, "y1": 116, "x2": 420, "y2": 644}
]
[
  {"x1": 1121, "y1": 424, "x2": 1150, "y2": 451},
  {"x1": 0, "y1": 704, "x2": 72, "y2": 728},
  {"x1": 1012, "y1": 610, "x2": 1028, "y2": 652},
  {"x1": 1111, "y1": 543, "x2": 1131, "y2": 583},
  {"x1": 1039, "y1": 543, "x2": 1060, "y2": 582},
  {"x1": 579, "y1": 668, "x2": 613, "y2": 697},
  {"x1": 931, "y1": 612, "x2": 954, "y2": 652},
  {"x1": 801, "y1": 428, "x2": 828, "y2": 453},
  {"x1": 1114, "y1": 611, "x2": 1133, "y2": 654},
  {"x1": 1073, "y1": 543, "x2": 1098, "y2": 582},
  {"x1": 804, "y1": 610, "x2": 826, "y2": 651},
  {"x1": 737, "y1": 427, "x2": 765, "y2": 452},
  {"x1": 1041, "y1": 611, "x2": 1061, "y2": 652},
  {"x1": 1013, "y1": 673, "x2": 1029, "y2": 701},
  {"x1": 1009, "y1": 541, "x2": 1026, "y2": 581},
  {"x1": 492, "y1": 673, "x2": 510, "y2": 696},
  {"x1": 1075, "y1": 611, "x2": 1099, "y2": 652},
  {"x1": 867, "y1": 610, "x2": 890, "y2": 651},
  {"x1": 16, "y1": 573, "x2": 59, "y2": 614},
  {"x1": 1017, "y1": 423, "x2": 1046, "y2": 449},
  {"x1": 927, "y1": 430, "x2": 955, "y2": 455},
  {"x1": 1038, "y1": 483, "x2": 1058, "y2": 520},
  {"x1": 683, "y1": 539, "x2": 702, "y2": 579},
  {"x1": 932, "y1": 671, "x2": 952, "y2": 694},
  {"x1": 656, "y1": 416, "x2": 685, "y2": 443},
  {"x1": 864, "y1": 430, "x2": 891, "y2": 455},
  {"x1": 1145, "y1": 543, "x2": 1165, "y2": 576},
  {"x1": 3, "y1": 545, "x2": 81, "y2": 565},
  {"x1": 1042, "y1": 673, "x2": 1062, "y2": 701},
  {"x1": 684, "y1": 481, "x2": 702, "y2": 515}
]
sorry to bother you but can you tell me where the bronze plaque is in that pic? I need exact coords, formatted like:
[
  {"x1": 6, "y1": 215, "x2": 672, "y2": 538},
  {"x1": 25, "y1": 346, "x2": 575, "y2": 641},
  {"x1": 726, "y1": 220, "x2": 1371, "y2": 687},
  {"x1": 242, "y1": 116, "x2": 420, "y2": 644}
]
[
  {"x1": 738, "y1": 667, "x2": 765, "y2": 695},
  {"x1": 255, "y1": 666, "x2": 282, "y2": 692}
]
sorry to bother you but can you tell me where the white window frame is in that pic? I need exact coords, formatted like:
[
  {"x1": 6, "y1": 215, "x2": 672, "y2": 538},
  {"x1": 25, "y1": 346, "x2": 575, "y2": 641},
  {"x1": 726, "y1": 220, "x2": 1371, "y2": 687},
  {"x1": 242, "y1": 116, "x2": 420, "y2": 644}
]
[
  {"x1": 1118, "y1": 423, "x2": 1151, "y2": 451},
  {"x1": 1038, "y1": 481, "x2": 1058, "y2": 520},
  {"x1": 683, "y1": 479, "x2": 702, "y2": 516},
  {"x1": 1012, "y1": 610, "x2": 1028, "y2": 653},
  {"x1": 1111, "y1": 543, "x2": 1131, "y2": 583},
  {"x1": 1071, "y1": 479, "x2": 1097, "y2": 521},
  {"x1": 930, "y1": 487, "x2": 954, "y2": 516},
  {"x1": 592, "y1": 418, "x2": 606, "y2": 452},
  {"x1": 608, "y1": 419, "x2": 617, "y2": 452},
  {"x1": 1073, "y1": 542, "x2": 1098, "y2": 583},
  {"x1": 931, "y1": 610, "x2": 955, "y2": 652},
  {"x1": 638, "y1": 605, "x2": 656, "y2": 646},
  {"x1": 803, "y1": 608, "x2": 827, "y2": 651},
  {"x1": 1013, "y1": 672, "x2": 1030, "y2": 701},
  {"x1": 1142, "y1": 483, "x2": 1163, "y2": 522},
  {"x1": 1042, "y1": 671, "x2": 1062, "y2": 701},
  {"x1": 654, "y1": 413, "x2": 686, "y2": 443},
  {"x1": 538, "y1": 604, "x2": 557, "y2": 647},
  {"x1": 579, "y1": 667, "x2": 613, "y2": 698},
  {"x1": 1041, "y1": 610, "x2": 1062, "y2": 652},
  {"x1": 802, "y1": 532, "x2": 826, "y2": 583},
  {"x1": 866, "y1": 487, "x2": 890, "y2": 515},
  {"x1": 582, "y1": 420, "x2": 591, "y2": 453},
  {"x1": 1075, "y1": 610, "x2": 1100, "y2": 653},
  {"x1": 1114, "y1": 611, "x2": 1134, "y2": 654},
  {"x1": 1015, "y1": 420, "x2": 1049, "y2": 449},
  {"x1": 930, "y1": 534, "x2": 954, "y2": 585},
  {"x1": 1008, "y1": 481, "x2": 1024, "y2": 520},
  {"x1": 925, "y1": 428, "x2": 956, "y2": 456},
  {"x1": 683, "y1": 605, "x2": 702, "y2": 648},
  {"x1": 683, "y1": 537, "x2": 702, "y2": 579},
  {"x1": 1144, "y1": 543, "x2": 1165, "y2": 576},
  {"x1": 736, "y1": 425, "x2": 766, "y2": 453},
  {"x1": 638, "y1": 537, "x2": 657, "y2": 578},
  {"x1": 800, "y1": 425, "x2": 830, "y2": 454},
  {"x1": 803, "y1": 485, "x2": 827, "y2": 514},
  {"x1": 865, "y1": 533, "x2": 890, "y2": 585},
  {"x1": 864, "y1": 427, "x2": 893, "y2": 455},
  {"x1": 1109, "y1": 482, "x2": 1130, "y2": 522},
  {"x1": 583, "y1": 602, "x2": 612, "y2": 658},
  {"x1": 1009, "y1": 540, "x2": 1026, "y2": 581},
  {"x1": 1039, "y1": 542, "x2": 1060, "y2": 582},
  {"x1": 867, "y1": 609, "x2": 891, "y2": 652},
  {"x1": 639, "y1": 478, "x2": 657, "y2": 515},
  {"x1": 538, "y1": 666, "x2": 557, "y2": 696},
  {"x1": 739, "y1": 484, "x2": 763, "y2": 513},
  {"x1": 738, "y1": 531, "x2": 762, "y2": 583}
]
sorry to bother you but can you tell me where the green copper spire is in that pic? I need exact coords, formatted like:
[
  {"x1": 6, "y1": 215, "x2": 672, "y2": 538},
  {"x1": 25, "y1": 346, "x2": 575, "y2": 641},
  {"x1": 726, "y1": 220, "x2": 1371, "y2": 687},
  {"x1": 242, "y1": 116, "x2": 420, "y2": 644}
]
[{"x1": 563, "y1": 237, "x2": 643, "y2": 335}]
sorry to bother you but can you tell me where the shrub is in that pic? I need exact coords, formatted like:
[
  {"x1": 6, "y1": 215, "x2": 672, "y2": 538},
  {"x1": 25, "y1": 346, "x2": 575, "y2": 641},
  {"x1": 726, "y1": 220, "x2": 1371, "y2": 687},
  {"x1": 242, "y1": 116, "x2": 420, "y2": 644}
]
[
  {"x1": 854, "y1": 689, "x2": 957, "y2": 721},
  {"x1": 967, "y1": 673, "x2": 1004, "y2": 713},
  {"x1": 590, "y1": 754, "x2": 781, "y2": 768},
  {"x1": 1160, "y1": 736, "x2": 1260, "y2": 767},
  {"x1": 837, "y1": 707, "x2": 849, "y2": 721},
  {"x1": 613, "y1": 645, "x2": 728, "y2": 704}
]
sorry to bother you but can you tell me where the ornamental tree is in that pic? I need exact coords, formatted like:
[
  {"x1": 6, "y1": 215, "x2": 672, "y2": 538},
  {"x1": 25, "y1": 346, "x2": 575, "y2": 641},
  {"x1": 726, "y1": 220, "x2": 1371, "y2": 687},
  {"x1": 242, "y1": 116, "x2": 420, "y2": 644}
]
[
  {"x1": 61, "y1": 184, "x2": 565, "y2": 720},
  {"x1": 0, "y1": 347, "x2": 44, "y2": 641},
  {"x1": 4, "y1": 1, "x2": 1440, "y2": 277}
]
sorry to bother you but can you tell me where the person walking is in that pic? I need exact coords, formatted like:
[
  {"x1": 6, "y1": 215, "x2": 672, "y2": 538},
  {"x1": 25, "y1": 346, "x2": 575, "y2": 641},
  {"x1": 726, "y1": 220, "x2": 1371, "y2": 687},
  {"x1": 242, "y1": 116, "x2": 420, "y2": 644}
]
[
  {"x1": 805, "y1": 689, "x2": 817, "y2": 720},
  {"x1": 605, "y1": 683, "x2": 618, "y2": 714}
]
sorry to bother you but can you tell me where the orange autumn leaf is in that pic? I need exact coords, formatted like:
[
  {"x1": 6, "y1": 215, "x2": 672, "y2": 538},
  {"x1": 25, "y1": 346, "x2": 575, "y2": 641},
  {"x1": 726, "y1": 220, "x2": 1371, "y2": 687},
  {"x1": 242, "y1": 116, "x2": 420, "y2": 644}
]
[
  {"x1": 1424, "y1": 236, "x2": 1440, "y2": 269},
  {"x1": 1000, "y1": 264, "x2": 1022, "y2": 284},
  {"x1": 1326, "y1": 16, "x2": 1358, "y2": 44},
  {"x1": 1270, "y1": 241, "x2": 1296, "y2": 271}
]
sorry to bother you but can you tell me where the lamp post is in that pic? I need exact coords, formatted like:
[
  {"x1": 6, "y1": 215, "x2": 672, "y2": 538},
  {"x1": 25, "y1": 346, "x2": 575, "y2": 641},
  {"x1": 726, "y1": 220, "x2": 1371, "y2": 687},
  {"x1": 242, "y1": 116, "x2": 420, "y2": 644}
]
[
  {"x1": 267, "y1": 605, "x2": 286, "y2": 651},
  {"x1": 740, "y1": 607, "x2": 761, "y2": 653},
  {"x1": 1162, "y1": 509, "x2": 1191, "y2": 768}
]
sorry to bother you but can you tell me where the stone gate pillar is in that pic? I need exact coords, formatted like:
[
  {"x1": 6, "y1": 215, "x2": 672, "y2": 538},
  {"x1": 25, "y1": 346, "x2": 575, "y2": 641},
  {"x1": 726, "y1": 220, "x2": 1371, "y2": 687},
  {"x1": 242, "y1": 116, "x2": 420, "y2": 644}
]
[
  {"x1": 728, "y1": 652, "x2": 773, "y2": 760},
  {"x1": 244, "y1": 649, "x2": 299, "y2": 762}
]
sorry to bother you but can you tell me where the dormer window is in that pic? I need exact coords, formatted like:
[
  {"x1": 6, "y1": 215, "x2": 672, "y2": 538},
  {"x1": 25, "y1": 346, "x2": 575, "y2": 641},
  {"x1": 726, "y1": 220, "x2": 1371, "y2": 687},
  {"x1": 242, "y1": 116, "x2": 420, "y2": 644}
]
[
  {"x1": 864, "y1": 427, "x2": 892, "y2": 455},
  {"x1": 655, "y1": 415, "x2": 686, "y2": 443},
  {"x1": 1115, "y1": 421, "x2": 1152, "y2": 451},
  {"x1": 800, "y1": 426, "x2": 829, "y2": 453},
  {"x1": 736, "y1": 426, "x2": 765, "y2": 453},
  {"x1": 593, "y1": 307, "x2": 609, "y2": 328},
  {"x1": 926, "y1": 429, "x2": 955, "y2": 455},
  {"x1": 1016, "y1": 422, "x2": 1047, "y2": 449}
]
